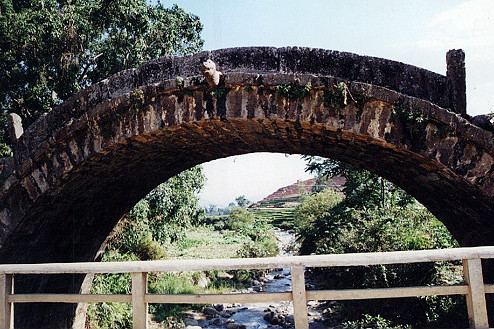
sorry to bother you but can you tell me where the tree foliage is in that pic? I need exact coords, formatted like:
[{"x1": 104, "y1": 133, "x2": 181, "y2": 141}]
[
  {"x1": 226, "y1": 207, "x2": 279, "y2": 259},
  {"x1": 0, "y1": 0, "x2": 203, "y2": 155},
  {"x1": 89, "y1": 166, "x2": 205, "y2": 328},
  {"x1": 297, "y1": 157, "x2": 465, "y2": 328},
  {"x1": 299, "y1": 156, "x2": 457, "y2": 255},
  {"x1": 294, "y1": 187, "x2": 343, "y2": 235},
  {"x1": 107, "y1": 166, "x2": 206, "y2": 259},
  {"x1": 235, "y1": 195, "x2": 250, "y2": 208},
  {"x1": 304, "y1": 156, "x2": 413, "y2": 209},
  {"x1": 225, "y1": 207, "x2": 255, "y2": 231}
]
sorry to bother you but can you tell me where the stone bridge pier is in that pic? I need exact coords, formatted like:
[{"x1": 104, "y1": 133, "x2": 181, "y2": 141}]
[{"x1": 1, "y1": 47, "x2": 494, "y2": 328}]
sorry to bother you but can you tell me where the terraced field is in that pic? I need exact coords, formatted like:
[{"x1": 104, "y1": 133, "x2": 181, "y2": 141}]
[{"x1": 249, "y1": 207, "x2": 296, "y2": 230}]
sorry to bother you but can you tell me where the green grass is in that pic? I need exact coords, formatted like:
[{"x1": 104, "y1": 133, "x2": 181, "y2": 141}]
[
  {"x1": 88, "y1": 224, "x2": 254, "y2": 328},
  {"x1": 166, "y1": 225, "x2": 250, "y2": 259}
]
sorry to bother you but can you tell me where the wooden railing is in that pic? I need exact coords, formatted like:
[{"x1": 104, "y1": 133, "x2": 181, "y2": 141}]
[{"x1": 1, "y1": 246, "x2": 494, "y2": 329}]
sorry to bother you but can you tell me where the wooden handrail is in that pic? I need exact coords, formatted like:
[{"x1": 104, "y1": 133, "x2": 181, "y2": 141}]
[
  {"x1": 1, "y1": 246, "x2": 493, "y2": 329},
  {"x1": 1, "y1": 246, "x2": 494, "y2": 274}
]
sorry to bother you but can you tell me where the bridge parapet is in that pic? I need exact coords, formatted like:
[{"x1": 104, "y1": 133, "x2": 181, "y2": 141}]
[{"x1": 11, "y1": 47, "x2": 465, "y2": 171}]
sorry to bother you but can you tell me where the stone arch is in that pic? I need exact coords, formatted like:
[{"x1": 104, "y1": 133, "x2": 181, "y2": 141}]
[{"x1": 1, "y1": 47, "x2": 493, "y2": 328}]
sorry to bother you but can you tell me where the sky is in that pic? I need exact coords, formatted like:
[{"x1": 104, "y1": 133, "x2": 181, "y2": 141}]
[{"x1": 165, "y1": 0, "x2": 494, "y2": 207}]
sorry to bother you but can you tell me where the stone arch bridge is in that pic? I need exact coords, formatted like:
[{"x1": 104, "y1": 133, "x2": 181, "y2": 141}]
[{"x1": 1, "y1": 47, "x2": 494, "y2": 328}]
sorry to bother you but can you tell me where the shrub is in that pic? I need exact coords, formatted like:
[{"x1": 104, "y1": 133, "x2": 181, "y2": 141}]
[
  {"x1": 228, "y1": 211, "x2": 279, "y2": 283},
  {"x1": 298, "y1": 203, "x2": 457, "y2": 256},
  {"x1": 134, "y1": 232, "x2": 167, "y2": 260},
  {"x1": 87, "y1": 302, "x2": 133, "y2": 329},
  {"x1": 296, "y1": 193, "x2": 464, "y2": 327},
  {"x1": 344, "y1": 314, "x2": 412, "y2": 329},
  {"x1": 236, "y1": 239, "x2": 278, "y2": 258},
  {"x1": 234, "y1": 215, "x2": 279, "y2": 259},
  {"x1": 226, "y1": 207, "x2": 255, "y2": 231},
  {"x1": 213, "y1": 220, "x2": 225, "y2": 231},
  {"x1": 148, "y1": 272, "x2": 199, "y2": 322},
  {"x1": 87, "y1": 252, "x2": 138, "y2": 329},
  {"x1": 294, "y1": 188, "x2": 343, "y2": 234}
]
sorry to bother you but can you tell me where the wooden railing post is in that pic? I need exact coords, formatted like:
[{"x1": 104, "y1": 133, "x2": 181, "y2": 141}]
[
  {"x1": 0, "y1": 274, "x2": 13, "y2": 329},
  {"x1": 291, "y1": 266, "x2": 308, "y2": 329},
  {"x1": 132, "y1": 272, "x2": 148, "y2": 329},
  {"x1": 463, "y1": 258, "x2": 489, "y2": 328}
]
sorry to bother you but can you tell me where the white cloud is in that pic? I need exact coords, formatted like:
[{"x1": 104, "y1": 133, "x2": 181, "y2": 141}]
[
  {"x1": 432, "y1": 0, "x2": 493, "y2": 31},
  {"x1": 400, "y1": 0, "x2": 492, "y2": 62},
  {"x1": 422, "y1": 0, "x2": 494, "y2": 62},
  {"x1": 398, "y1": 0, "x2": 494, "y2": 115}
]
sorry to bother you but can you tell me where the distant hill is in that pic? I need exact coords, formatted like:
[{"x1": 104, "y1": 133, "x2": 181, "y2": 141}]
[
  {"x1": 250, "y1": 177, "x2": 345, "y2": 209},
  {"x1": 248, "y1": 177, "x2": 345, "y2": 230}
]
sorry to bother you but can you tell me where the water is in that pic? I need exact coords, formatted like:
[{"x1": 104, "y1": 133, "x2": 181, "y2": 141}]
[{"x1": 197, "y1": 229, "x2": 298, "y2": 329}]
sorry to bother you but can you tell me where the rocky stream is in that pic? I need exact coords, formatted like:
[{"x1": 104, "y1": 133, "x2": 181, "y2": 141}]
[{"x1": 181, "y1": 229, "x2": 341, "y2": 329}]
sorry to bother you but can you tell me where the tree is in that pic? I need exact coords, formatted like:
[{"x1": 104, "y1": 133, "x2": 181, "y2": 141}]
[
  {"x1": 226, "y1": 207, "x2": 255, "y2": 231},
  {"x1": 235, "y1": 195, "x2": 250, "y2": 208},
  {"x1": 293, "y1": 187, "x2": 343, "y2": 235},
  {"x1": 300, "y1": 156, "x2": 453, "y2": 254},
  {"x1": 107, "y1": 166, "x2": 206, "y2": 259},
  {"x1": 297, "y1": 157, "x2": 464, "y2": 327},
  {"x1": 0, "y1": 0, "x2": 203, "y2": 156},
  {"x1": 304, "y1": 156, "x2": 413, "y2": 209}
]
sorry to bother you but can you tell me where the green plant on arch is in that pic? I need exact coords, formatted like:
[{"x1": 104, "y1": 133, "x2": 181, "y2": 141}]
[
  {"x1": 323, "y1": 82, "x2": 353, "y2": 109},
  {"x1": 210, "y1": 86, "x2": 227, "y2": 98},
  {"x1": 276, "y1": 82, "x2": 311, "y2": 100},
  {"x1": 393, "y1": 103, "x2": 428, "y2": 134},
  {"x1": 176, "y1": 76, "x2": 184, "y2": 88},
  {"x1": 130, "y1": 89, "x2": 146, "y2": 114}
]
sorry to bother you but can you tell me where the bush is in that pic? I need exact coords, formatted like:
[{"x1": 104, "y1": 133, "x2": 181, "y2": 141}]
[
  {"x1": 87, "y1": 251, "x2": 138, "y2": 329},
  {"x1": 343, "y1": 313, "x2": 412, "y2": 329},
  {"x1": 134, "y1": 232, "x2": 168, "y2": 260},
  {"x1": 236, "y1": 239, "x2": 278, "y2": 258},
  {"x1": 87, "y1": 302, "x2": 133, "y2": 329},
  {"x1": 224, "y1": 210, "x2": 280, "y2": 283},
  {"x1": 148, "y1": 272, "x2": 199, "y2": 322},
  {"x1": 298, "y1": 203, "x2": 457, "y2": 255},
  {"x1": 294, "y1": 188, "x2": 343, "y2": 235},
  {"x1": 296, "y1": 191, "x2": 465, "y2": 327},
  {"x1": 213, "y1": 220, "x2": 226, "y2": 231},
  {"x1": 226, "y1": 207, "x2": 255, "y2": 231},
  {"x1": 234, "y1": 214, "x2": 279, "y2": 259}
]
